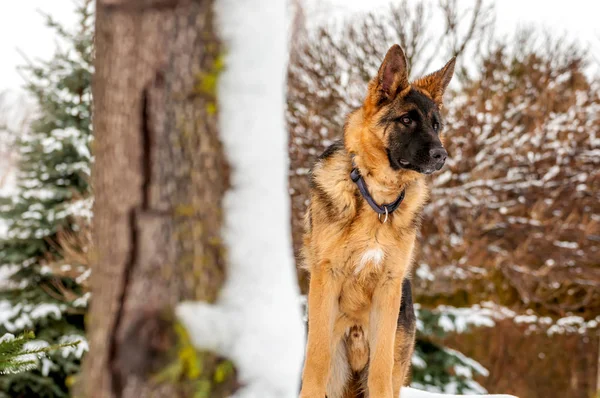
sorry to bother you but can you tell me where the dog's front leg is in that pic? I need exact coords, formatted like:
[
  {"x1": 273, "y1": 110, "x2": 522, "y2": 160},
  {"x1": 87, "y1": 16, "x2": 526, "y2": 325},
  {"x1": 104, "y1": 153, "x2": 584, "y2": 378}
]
[
  {"x1": 367, "y1": 276, "x2": 403, "y2": 398},
  {"x1": 300, "y1": 262, "x2": 342, "y2": 398}
]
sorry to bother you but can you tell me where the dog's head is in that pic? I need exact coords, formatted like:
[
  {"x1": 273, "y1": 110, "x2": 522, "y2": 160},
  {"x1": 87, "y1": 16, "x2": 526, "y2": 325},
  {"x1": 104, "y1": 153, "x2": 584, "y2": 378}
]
[{"x1": 364, "y1": 45, "x2": 455, "y2": 175}]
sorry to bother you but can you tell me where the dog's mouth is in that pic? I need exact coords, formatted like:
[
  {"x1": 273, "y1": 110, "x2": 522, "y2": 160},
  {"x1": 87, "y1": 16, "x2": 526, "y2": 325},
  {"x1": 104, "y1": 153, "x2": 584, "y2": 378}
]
[
  {"x1": 402, "y1": 162, "x2": 439, "y2": 175},
  {"x1": 387, "y1": 149, "x2": 445, "y2": 175},
  {"x1": 388, "y1": 151, "x2": 443, "y2": 175}
]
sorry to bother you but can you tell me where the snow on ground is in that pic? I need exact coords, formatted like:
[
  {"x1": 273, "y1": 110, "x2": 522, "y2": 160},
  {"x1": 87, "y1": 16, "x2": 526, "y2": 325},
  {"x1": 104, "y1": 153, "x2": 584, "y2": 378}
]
[
  {"x1": 401, "y1": 387, "x2": 516, "y2": 398},
  {"x1": 176, "y1": 0, "x2": 305, "y2": 397}
]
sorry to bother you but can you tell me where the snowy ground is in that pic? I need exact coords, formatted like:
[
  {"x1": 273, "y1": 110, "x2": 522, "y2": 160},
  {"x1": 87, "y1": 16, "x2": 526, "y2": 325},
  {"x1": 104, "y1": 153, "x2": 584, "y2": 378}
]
[{"x1": 401, "y1": 387, "x2": 516, "y2": 398}]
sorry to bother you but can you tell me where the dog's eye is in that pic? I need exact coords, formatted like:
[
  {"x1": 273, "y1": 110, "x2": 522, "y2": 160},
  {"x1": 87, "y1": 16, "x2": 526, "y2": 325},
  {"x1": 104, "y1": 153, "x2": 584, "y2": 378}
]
[
  {"x1": 399, "y1": 116, "x2": 411, "y2": 125},
  {"x1": 433, "y1": 122, "x2": 440, "y2": 131}
]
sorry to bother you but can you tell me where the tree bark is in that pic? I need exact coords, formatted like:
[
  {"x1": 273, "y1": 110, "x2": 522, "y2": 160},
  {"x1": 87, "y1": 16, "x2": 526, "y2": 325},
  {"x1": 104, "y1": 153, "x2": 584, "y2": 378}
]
[{"x1": 84, "y1": 0, "x2": 230, "y2": 396}]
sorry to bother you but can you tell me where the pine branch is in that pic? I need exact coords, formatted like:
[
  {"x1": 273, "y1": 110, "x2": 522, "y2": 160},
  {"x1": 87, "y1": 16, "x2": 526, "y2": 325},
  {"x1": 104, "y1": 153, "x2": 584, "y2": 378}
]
[{"x1": 0, "y1": 331, "x2": 81, "y2": 375}]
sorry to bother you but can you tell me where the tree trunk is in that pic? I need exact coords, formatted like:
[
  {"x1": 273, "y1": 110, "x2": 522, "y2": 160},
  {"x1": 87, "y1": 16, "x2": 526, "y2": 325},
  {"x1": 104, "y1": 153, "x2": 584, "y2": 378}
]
[{"x1": 84, "y1": 0, "x2": 230, "y2": 396}]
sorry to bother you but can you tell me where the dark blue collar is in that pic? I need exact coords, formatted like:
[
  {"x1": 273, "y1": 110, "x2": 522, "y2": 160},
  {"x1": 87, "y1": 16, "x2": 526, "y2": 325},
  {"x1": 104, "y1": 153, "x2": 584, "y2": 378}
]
[{"x1": 350, "y1": 167, "x2": 405, "y2": 219}]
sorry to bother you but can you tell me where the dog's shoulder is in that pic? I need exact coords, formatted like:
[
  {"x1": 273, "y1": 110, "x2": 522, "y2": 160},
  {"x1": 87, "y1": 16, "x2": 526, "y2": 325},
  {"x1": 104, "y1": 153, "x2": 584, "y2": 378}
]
[
  {"x1": 308, "y1": 139, "x2": 358, "y2": 223},
  {"x1": 317, "y1": 139, "x2": 345, "y2": 163},
  {"x1": 310, "y1": 139, "x2": 348, "y2": 187}
]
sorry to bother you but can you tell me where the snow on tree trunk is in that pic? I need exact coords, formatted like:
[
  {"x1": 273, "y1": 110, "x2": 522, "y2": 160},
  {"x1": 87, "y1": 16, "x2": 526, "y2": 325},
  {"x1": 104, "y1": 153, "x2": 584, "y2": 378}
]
[
  {"x1": 175, "y1": 0, "x2": 306, "y2": 397},
  {"x1": 85, "y1": 0, "x2": 235, "y2": 396}
]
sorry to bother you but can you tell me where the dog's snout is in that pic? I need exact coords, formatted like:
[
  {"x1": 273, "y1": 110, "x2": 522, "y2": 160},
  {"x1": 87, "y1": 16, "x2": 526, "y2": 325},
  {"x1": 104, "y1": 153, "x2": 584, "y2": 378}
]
[{"x1": 429, "y1": 147, "x2": 447, "y2": 162}]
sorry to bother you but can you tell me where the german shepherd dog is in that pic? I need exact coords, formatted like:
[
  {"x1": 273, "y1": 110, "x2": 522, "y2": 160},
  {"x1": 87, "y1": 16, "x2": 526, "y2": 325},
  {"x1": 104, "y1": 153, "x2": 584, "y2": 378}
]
[{"x1": 300, "y1": 45, "x2": 455, "y2": 398}]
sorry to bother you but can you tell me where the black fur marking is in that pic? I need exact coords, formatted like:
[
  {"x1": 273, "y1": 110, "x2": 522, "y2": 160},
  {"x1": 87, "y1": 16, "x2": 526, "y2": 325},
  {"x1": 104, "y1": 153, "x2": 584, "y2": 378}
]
[
  {"x1": 308, "y1": 140, "x2": 346, "y2": 221},
  {"x1": 403, "y1": 89, "x2": 439, "y2": 117},
  {"x1": 309, "y1": 140, "x2": 344, "y2": 190},
  {"x1": 379, "y1": 89, "x2": 440, "y2": 127},
  {"x1": 312, "y1": 183, "x2": 336, "y2": 221},
  {"x1": 397, "y1": 278, "x2": 416, "y2": 331},
  {"x1": 318, "y1": 139, "x2": 344, "y2": 161}
]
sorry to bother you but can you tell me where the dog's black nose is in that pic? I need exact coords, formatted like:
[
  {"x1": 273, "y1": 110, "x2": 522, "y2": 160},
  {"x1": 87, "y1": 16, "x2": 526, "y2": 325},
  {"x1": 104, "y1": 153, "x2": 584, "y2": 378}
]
[{"x1": 429, "y1": 147, "x2": 447, "y2": 162}]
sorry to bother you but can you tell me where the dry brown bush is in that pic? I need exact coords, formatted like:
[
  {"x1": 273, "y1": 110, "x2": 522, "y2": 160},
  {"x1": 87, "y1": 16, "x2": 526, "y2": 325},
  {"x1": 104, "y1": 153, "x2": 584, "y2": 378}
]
[{"x1": 419, "y1": 33, "x2": 599, "y2": 318}]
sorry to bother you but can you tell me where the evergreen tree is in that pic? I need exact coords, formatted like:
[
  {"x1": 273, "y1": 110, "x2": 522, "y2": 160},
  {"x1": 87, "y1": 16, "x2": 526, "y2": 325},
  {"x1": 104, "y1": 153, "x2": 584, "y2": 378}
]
[
  {"x1": 412, "y1": 306, "x2": 490, "y2": 394},
  {"x1": 0, "y1": 1, "x2": 94, "y2": 396}
]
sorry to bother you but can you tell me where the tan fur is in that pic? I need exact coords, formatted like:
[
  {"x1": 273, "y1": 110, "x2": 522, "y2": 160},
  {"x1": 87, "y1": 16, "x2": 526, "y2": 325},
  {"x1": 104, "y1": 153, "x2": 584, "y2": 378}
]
[
  {"x1": 327, "y1": 338, "x2": 351, "y2": 398},
  {"x1": 300, "y1": 45, "x2": 453, "y2": 398},
  {"x1": 412, "y1": 57, "x2": 456, "y2": 106},
  {"x1": 346, "y1": 326, "x2": 369, "y2": 372}
]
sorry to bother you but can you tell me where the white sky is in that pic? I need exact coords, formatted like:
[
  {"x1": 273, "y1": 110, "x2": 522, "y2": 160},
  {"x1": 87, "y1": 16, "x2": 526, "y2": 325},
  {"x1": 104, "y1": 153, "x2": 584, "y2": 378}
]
[
  {"x1": 308, "y1": 0, "x2": 600, "y2": 61},
  {"x1": 0, "y1": 1, "x2": 78, "y2": 94},
  {"x1": 313, "y1": 0, "x2": 600, "y2": 37},
  {"x1": 0, "y1": 0, "x2": 598, "y2": 95}
]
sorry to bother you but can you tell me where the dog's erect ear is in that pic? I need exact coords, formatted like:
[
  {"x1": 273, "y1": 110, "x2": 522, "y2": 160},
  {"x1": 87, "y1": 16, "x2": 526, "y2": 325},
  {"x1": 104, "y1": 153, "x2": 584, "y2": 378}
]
[
  {"x1": 413, "y1": 57, "x2": 456, "y2": 106},
  {"x1": 376, "y1": 45, "x2": 409, "y2": 101}
]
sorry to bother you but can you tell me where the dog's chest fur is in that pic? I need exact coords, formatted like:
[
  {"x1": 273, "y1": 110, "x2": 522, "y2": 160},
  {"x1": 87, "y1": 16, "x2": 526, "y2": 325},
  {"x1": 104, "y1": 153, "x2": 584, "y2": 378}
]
[
  {"x1": 356, "y1": 246, "x2": 385, "y2": 274},
  {"x1": 303, "y1": 141, "x2": 428, "y2": 325},
  {"x1": 333, "y1": 212, "x2": 411, "y2": 322}
]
